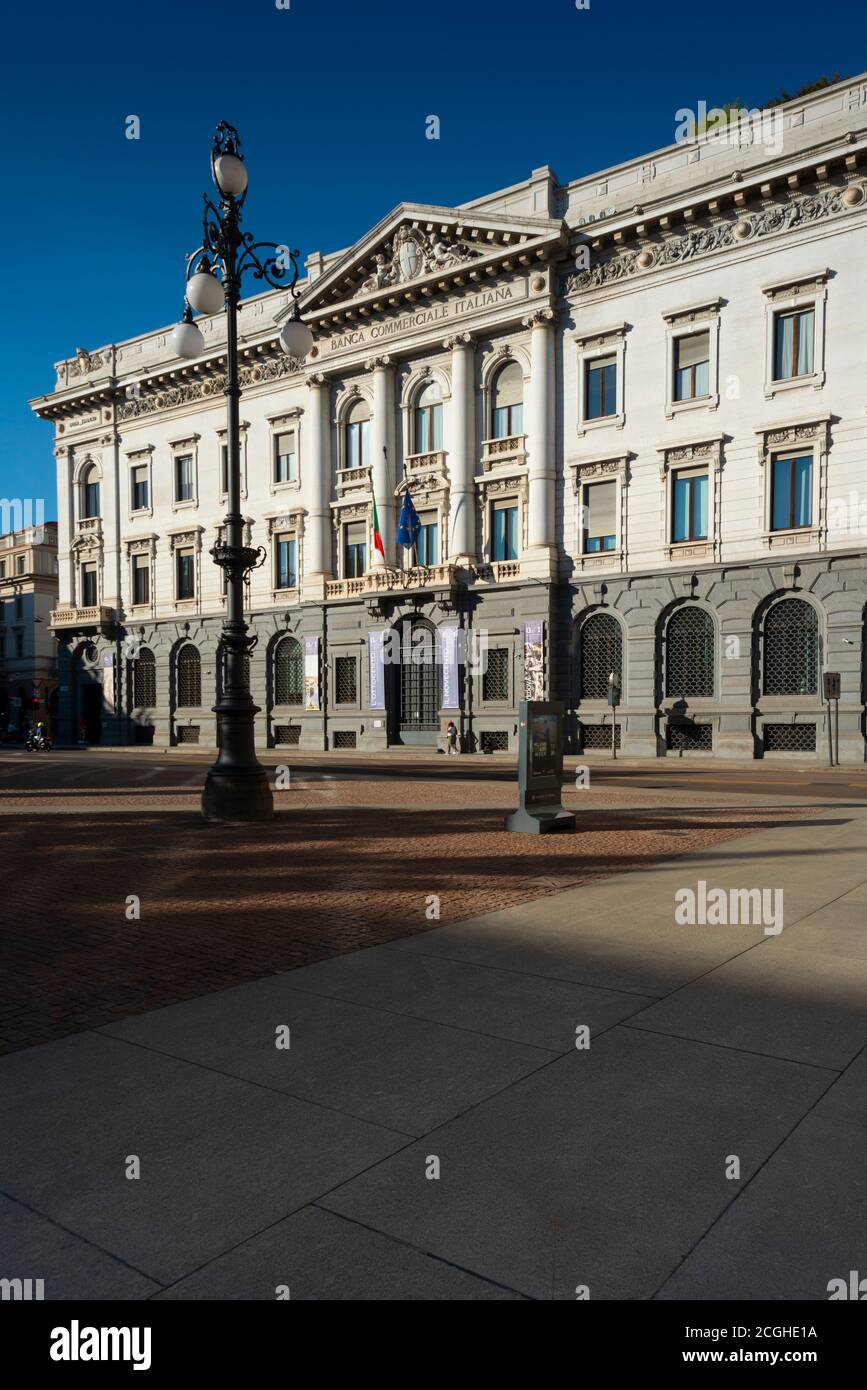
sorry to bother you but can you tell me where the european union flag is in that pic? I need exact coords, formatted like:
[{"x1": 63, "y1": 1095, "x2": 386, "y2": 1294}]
[{"x1": 396, "y1": 489, "x2": 421, "y2": 550}]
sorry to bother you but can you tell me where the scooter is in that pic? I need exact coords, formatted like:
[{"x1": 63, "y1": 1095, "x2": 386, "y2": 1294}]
[{"x1": 25, "y1": 730, "x2": 52, "y2": 752}]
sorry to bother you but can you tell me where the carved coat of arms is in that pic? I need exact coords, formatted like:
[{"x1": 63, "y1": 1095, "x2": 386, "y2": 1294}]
[{"x1": 360, "y1": 225, "x2": 479, "y2": 294}]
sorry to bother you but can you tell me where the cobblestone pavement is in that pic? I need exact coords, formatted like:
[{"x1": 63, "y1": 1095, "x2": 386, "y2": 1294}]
[{"x1": 0, "y1": 758, "x2": 817, "y2": 1054}]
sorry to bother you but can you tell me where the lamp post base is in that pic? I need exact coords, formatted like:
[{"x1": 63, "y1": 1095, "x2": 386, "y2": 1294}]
[{"x1": 202, "y1": 766, "x2": 274, "y2": 823}]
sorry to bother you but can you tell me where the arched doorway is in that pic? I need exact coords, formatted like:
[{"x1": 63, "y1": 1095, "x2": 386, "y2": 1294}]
[{"x1": 390, "y1": 618, "x2": 441, "y2": 746}]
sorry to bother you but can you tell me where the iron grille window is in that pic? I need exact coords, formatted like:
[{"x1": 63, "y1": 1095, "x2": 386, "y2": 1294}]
[
  {"x1": 133, "y1": 648, "x2": 156, "y2": 707},
  {"x1": 666, "y1": 607, "x2": 714, "y2": 697},
  {"x1": 177, "y1": 725, "x2": 199, "y2": 744},
  {"x1": 582, "y1": 723, "x2": 621, "y2": 749},
  {"x1": 274, "y1": 725, "x2": 301, "y2": 745},
  {"x1": 482, "y1": 648, "x2": 509, "y2": 702},
  {"x1": 579, "y1": 614, "x2": 622, "y2": 700},
  {"x1": 763, "y1": 599, "x2": 818, "y2": 695},
  {"x1": 274, "y1": 636, "x2": 303, "y2": 705},
  {"x1": 335, "y1": 656, "x2": 357, "y2": 704},
  {"x1": 481, "y1": 730, "x2": 509, "y2": 752},
  {"x1": 334, "y1": 729, "x2": 357, "y2": 748},
  {"x1": 667, "y1": 723, "x2": 713, "y2": 750},
  {"x1": 399, "y1": 622, "x2": 440, "y2": 730},
  {"x1": 176, "y1": 645, "x2": 201, "y2": 707},
  {"x1": 764, "y1": 723, "x2": 816, "y2": 751}
]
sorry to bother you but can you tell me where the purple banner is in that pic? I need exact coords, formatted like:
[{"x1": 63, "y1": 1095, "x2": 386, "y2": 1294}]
[
  {"x1": 369, "y1": 630, "x2": 386, "y2": 709},
  {"x1": 304, "y1": 636, "x2": 320, "y2": 711},
  {"x1": 441, "y1": 626, "x2": 460, "y2": 709}
]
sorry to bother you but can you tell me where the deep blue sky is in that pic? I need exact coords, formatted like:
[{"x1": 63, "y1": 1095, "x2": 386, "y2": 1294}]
[{"x1": 2, "y1": 0, "x2": 863, "y2": 513}]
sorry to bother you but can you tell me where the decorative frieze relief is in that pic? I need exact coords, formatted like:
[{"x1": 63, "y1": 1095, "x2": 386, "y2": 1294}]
[
  {"x1": 563, "y1": 184, "x2": 865, "y2": 296},
  {"x1": 358, "y1": 226, "x2": 480, "y2": 296},
  {"x1": 116, "y1": 354, "x2": 303, "y2": 422}
]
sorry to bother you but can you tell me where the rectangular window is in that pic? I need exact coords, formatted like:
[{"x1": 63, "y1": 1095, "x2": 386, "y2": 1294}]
[
  {"x1": 15, "y1": 596, "x2": 22, "y2": 619},
  {"x1": 275, "y1": 432, "x2": 297, "y2": 484},
  {"x1": 774, "y1": 308, "x2": 814, "y2": 380},
  {"x1": 346, "y1": 420, "x2": 370, "y2": 470},
  {"x1": 132, "y1": 555, "x2": 150, "y2": 606},
  {"x1": 482, "y1": 648, "x2": 509, "y2": 702},
  {"x1": 275, "y1": 535, "x2": 297, "y2": 589},
  {"x1": 335, "y1": 655, "x2": 357, "y2": 704},
  {"x1": 673, "y1": 331, "x2": 710, "y2": 401},
  {"x1": 586, "y1": 357, "x2": 617, "y2": 420},
  {"x1": 417, "y1": 512, "x2": 438, "y2": 566},
  {"x1": 344, "y1": 521, "x2": 366, "y2": 578},
  {"x1": 131, "y1": 465, "x2": 149, "y2": 511},
  {"x1": 15, "y1": 554, "x2": 25, "y2": 575},
  {"x1": 81, "y1": 565, "x2": 98, "y2": 607},
  {"x1": 491, "y1": 502, "x2": 518, "y2": 562},
  {"x1": 771, "y1": 453, "x2": 812, "y2": 530},
  {"x1": 583, "y1": 480, "x2": 617, "y2": 552},
  {"x1": 175, "y1": 454, "x2": 194, "y2": 502},
  {"x1": 176, "y1": 549, "x2": 195, "y2": 600},
  {"x1": 672, "y1": 471, "x2": 709, "y2": 543},
  {"x1": 492, "y1": 401, "x2": 523, "y2": 438},
  {"x1": 415, "y1": 404, "x2": 444, "y2": 453},
  {"x1": 0, "y1": 561, "x2": 5, "y2": 578}
]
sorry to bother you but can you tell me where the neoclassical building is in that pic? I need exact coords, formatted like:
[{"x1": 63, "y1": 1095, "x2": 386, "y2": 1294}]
[{"x1": 31, "y1": 76, "x2": 867, "y2": 760}]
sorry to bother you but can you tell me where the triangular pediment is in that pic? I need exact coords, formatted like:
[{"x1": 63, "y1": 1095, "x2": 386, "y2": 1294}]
[{"x1": 290, "y1": 203, "x2": 566, "y2": 325}]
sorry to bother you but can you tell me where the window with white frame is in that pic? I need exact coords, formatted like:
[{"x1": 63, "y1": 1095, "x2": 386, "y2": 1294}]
[
  {"x1": 763, "y1": 274, "x2": 827, "y2": 399},
  {"x1": 175, "y1": 453, "x2": 194, "y2": 503},
  {"x1": 663, "y1": 302, "x2": 721, "y2": 418},
  {"x1": 575, "y1": 326, "x2": 627, "y2": 433},
  {"x1": 416, "y1": 510, "x2": 438, "y2": 565},
  {"x1": 671, "y1": 469, "x2": 709, "y2": 543},
  {"x1": 274, "y1": 430, "x2": 298, "y2": 485},
  {"x1": 81, "y1": 563, "x2": 98, "y2": 607},
  {"x1": 344, "y1": 520, "x2": 366, "y2": 578},
  {"x1": 414, "y1": 381, "x2": 444, "y2": 453},
  {"x1": 770, "y1": 451, "x2": 812, "y2": 531},
  {"x1": 131, "y1": 464, "x2": 149, "y2": 512},
  {"x1": 345, "y1": 400, "x2": 371, "y2": 469},
  {"x1": 673, "y1": 331, "x2": 710, "y2": 401},
  {"x1": 490, "y1": 498, "x2": 519, "y2": 562},
  {"x1": 582, "y1": 480, "x2": 617, "y2": 553},
  {"x1": 274, "y1": 533, "x2": 297, "y2": 590},
  {"x1": 176, "y1": 548, "x2": 195, "y2": 600},
  {"x1": 82, "y1": 464, "x2": 101, "y2": 519},
  {"x1": 131, "y1": 554, "x2": 150, "y2": 606},
  {"x1": 490, "y1": 362, "x2": 523, "y2": 439}
]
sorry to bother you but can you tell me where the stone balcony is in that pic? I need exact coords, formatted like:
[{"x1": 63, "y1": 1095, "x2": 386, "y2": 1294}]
[
  {"x1": 49, "y1": 605, "x2": 115, "y2": 631},
  {"x1": 335, "y1": 465, "x2": 371, "y2": 497},
  {"x1": 481, "y1": 434, "x2": 528, "y2": 470},
  {"x1": 404, "y1": 449, "x2": 448, "y2": 478},
  {"x1": 324, "y1": 559, "x2": 522, "y2": 602}
]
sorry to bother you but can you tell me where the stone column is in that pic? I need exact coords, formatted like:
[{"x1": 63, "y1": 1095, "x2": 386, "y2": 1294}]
[
  {"x1": 368, "y1": 355, "x2": 396, "y2": 564},
  {"x1": 443, "y1": 332, "x2": 476, "y2": 565},
  {"x1": 302, "y1": 372, "x2": 332, "y2": 600},
  {"x1": 523, "y1": 308, "x2": 557, "y2": 579}
]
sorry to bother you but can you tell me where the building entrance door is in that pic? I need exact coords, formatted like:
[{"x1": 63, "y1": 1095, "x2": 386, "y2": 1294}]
[{"x1": 394, "y1": 620, "x2": 440, "y2": 746}]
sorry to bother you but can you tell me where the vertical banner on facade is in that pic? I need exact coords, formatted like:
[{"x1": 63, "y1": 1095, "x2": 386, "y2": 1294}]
[
  {"x1": 304, "y1": 636, "x2": 320, "y2": 711},
  {"x1": 524, "y1": 620, "x2": 545, "y2": 701},
  {"x1": 369, "y1": 630, "x2": 386, "y2": 710},
  {"x1": 441, "y1": 626, "x2": 460, "y2": 709}
]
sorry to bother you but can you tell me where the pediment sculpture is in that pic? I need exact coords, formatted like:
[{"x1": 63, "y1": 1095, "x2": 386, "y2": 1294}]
[{"x1": 359, "y1": 226, "x2": 480, "y2": 294}]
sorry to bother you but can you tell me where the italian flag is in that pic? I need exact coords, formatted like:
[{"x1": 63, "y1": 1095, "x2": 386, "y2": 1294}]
[{"x1": 371, "y1": 496, "x2": 385, "y2": 560}]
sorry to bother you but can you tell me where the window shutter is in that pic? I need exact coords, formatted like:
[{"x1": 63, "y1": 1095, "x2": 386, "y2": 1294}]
[
  {"x1": 586, "y1": 481, "x2": 616, "y2": 538},
  {"x1": 676, "y1": 332, "x2": 709, "y2": 369}
]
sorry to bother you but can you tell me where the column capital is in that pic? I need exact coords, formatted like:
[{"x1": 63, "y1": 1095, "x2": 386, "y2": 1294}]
[
  {"x1": 305, "y1": 370, "x2": 331, "y2": 388},
  {"x1": 522, "y1": 307, "x2": 556, "y2": 330},
  {"x1": 442, "y1": 332, "x2": 474, "y2": 351},
  {"x1": 364, "y1": 354, "x2": 394, "y2": 372}
]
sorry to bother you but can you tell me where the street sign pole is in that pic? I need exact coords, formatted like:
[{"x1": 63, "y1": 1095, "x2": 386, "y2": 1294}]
[{"x1": 823, "y1": 673, "x2": 841, "y2": 768}]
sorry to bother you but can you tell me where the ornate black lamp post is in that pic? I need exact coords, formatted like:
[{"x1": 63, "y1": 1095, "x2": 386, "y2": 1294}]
[{"x1": 171, "y1": 122, "x2": 312, "y2": 823}]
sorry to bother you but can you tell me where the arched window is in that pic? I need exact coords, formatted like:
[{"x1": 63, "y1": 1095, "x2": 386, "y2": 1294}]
[
  {"x1": 345, "y1": 398, "x2": 371, "y2": 469},
  {"x1": 82, "y1": 465, "x2": 101, "y2": 519},
  {"x1": 133, "y1": 647, "x2": 156, "y2": 707},
  {"x1": 176, "y1": 644, "x2": 201, "y2": 707},
  {"x1": 763, "y1": 599, "x2": 818, "y2": 695},
  {"x1": 414, "y1": 380, "x2": 443, "y2": 453},
  {"x1": 491, "y1": 361, "x2": 523, "y2": 439},
  {"x1": 273, "y1": 636, "x2": 303, "y2": 706},
  {"x1": 666, "y1": 607, "x2": 715, "y2": 698},
  {"x1": 579, "y1": 614, "x2": 622, "y2": 701}
]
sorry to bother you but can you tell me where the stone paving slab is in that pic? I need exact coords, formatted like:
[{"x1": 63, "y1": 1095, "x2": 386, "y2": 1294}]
[
  {"x1": 0, "y1": 1031, "x2": 406, "y2": 1286},
  {"x1": 155, "y1": 1203, "x2": 524, "y2": 1301},
  {"x1": 627, "y1": 940, "x2": 867, "y2": 1070},
  {"x1": 100, "y1": 978, "x2": 554, "y2": 1136},
  {"x1": 0, "y1": 1194, "x2": 159, "y2": 1301},
  {"x1": 265, "y1": 944, "x2": 656, "y2": 1052},
  {"x1": 655, "y1": 1112, "x2": 867, "y2": 1301},
  {"x1": 319, "y1": 1028, "x2": 833, "y2": 1300}
]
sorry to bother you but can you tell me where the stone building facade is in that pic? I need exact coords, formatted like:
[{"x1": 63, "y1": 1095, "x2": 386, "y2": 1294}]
[
  {"x1": 30, "y1": 76, "x2": 867, "y2": 760},
  {"x1": 0, "y1": 521, "x2": 58, "y2": 735}
]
